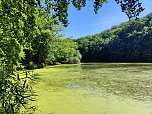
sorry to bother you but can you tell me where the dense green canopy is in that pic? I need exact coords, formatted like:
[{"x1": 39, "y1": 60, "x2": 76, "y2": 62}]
[{"x1": 76, "y1": 13, "x2": 152, "y2": 62}]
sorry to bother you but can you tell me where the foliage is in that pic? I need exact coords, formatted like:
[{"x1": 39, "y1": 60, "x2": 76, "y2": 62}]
[
  {"x1": 115, "y1": 0, "x2": 144, "y2": 19},
  {"x1": 24, "y1": 35, "x2": 81, "y2": 68},
  {"x1": 23, "y1": 8, "x2": 81, "y2": 68},
  {"x1": 0, "y1": 0, "x2": 37, "y2": 113},
  {"x1": 48, "y1": 38, "x2": 81, "y2": 64},
  {"x1": 36, "y1": 0, "x2": 144, "y2": 26},
  {"x1": 76, "y1": 13, "x2": 152, "y2": 62},
  {"x1": 0, "y1": 68, "x2": 36, "y2": 114}
]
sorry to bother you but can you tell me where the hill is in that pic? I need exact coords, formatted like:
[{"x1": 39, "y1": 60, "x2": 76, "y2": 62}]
[{"x1": 76, "y1": 13, "x2": 152, "y2": 62}]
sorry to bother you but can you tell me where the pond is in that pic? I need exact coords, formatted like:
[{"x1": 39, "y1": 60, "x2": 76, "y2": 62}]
[{"x1": 33, "y1": 63, "x2": 152, "y2": 114}]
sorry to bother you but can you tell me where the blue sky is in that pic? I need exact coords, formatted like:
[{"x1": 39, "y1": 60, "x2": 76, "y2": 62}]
[{"x1": 63, "y1": 0, "x2": 152, "y2": 39}]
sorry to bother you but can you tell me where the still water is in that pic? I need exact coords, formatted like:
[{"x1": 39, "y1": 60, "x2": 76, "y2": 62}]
[{"x1": 33, "y1": 63, "x2": 152, "y2": 114}]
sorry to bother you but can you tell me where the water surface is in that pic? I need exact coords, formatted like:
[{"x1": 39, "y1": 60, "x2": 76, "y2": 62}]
[{"x1": 33, "y1": 63, "x2": 152, "y2": 114}]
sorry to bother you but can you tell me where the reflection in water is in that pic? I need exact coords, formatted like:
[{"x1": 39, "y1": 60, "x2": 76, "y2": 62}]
[{"x1": 33, "y1": 63, "x2": 152, "y2": 114}]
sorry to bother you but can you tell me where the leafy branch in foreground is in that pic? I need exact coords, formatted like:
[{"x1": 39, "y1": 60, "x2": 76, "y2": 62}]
[
  {"x1": 36, "y1": 0, "x2": 144, "y2": 26},
  {"x1": 0, "y1": 66, "x2": 36, "y2": 114}
]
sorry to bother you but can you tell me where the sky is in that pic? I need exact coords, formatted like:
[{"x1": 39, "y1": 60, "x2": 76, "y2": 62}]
[{"x1": 63, "y1": 0, "x2": 152, "y2": 39}]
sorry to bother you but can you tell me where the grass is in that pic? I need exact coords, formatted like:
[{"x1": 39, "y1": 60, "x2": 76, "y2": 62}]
[{"x1": 32, "y1": 63, "x2": 152, "y2": 114}]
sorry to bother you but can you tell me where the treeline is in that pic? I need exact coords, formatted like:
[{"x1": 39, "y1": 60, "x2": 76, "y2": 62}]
[
  {"x1": 22, "y1": 9, "x2": 81, "y2": 69},
  {"x1": 76, "y1": 13, "x2": 152, "y2": 62},
  {"x1": 23, "y1": 37, "x2": 81, "y2": 69}
]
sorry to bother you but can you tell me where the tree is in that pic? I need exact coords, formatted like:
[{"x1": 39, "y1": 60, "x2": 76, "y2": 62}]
[
  {"x1": 22, "y1": 8, "x2": 81, "y2": 68},
  {"x1": 0, "y1": 0, "x2": 37, "y2": 113},
  {"x1": 49, "y1": 38, "x2": 81, "y2": 64},
  {"x1": 23, "y1": 8, "x2": 57, "y2": 69}
]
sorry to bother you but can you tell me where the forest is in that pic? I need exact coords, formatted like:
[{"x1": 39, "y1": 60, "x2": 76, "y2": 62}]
[{"x1": 76, "y1": 13, "x2": 152, "y2": 62}]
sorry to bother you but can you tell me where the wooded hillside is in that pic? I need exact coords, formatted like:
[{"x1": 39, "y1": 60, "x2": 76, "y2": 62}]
[{"x1": 76, "y1": 13, "x2": 152, "y2": 62}]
